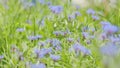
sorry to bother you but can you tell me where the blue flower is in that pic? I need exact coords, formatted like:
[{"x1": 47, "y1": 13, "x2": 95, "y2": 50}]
[
  {"x1": 31, "y1": 63, "x2": 46, "y2": 68},
  {"x1": 102, "y1": 24, "x2": 118, "y2": 35},
  {"x1": 86, "y1": 8, "x2": 95, "y2": 15},
  {"x1": 51, "y1": 39, "x2": 61, "y2": 47},
  {"x1": 74, "y1": 11, "x2": 81, "y2": 17},
  {"x1": 100, "y1": 43, "x2": 118, "y2": 56},
  {"x1": 0, "y1": 55, "x2": 4, "y2": 60},
  {"x1": 38, "y1": 41, "x2": 46, "y2": 46},
  {"x1": 67, "y1": 38, "x2": 74, "y2": 43},
  {"x1": 100, "y1": 33, "x2": 107, "y2": 40},
  {"x1": 82, "y1": 32, "x2": 89, "y2": 39},
  {"x1": 53, "y1": 31, "x2": 62, "y2": 36},
  {"x1": 34, "y1": 48, "x2": 52, "y2": 58},
  {"x1": 28, "y1": 35, "x2": 42, "y2": 41},
  {"x1": 50, "y1": 54, "x2": 61, "y2": 61},
  {"x1": 68, "y1": 14, "x2": 75, "y2": 21},
  {"x1": 49, "y1": 5, "x2": 63, "y2": 14},
  {"x1": 92, "y1": 15, "x2": 100, "y2": 20},
  {"x1": 16, "y1": 28, "x2": 25, "y2": 32},
  {"x1": 38, "y1": 0, "x2": 45, "y2": 4},
  {"x1": 68, "y1": 11, "x2": 81, "y2": 21},
  {"x1": 109, "y1": 36, "x2": 120, "y2": 43},
  {"x1": 55, "y1": 45, "x2": 62, "y2": 51},
  {"x1": 100, "y1": 21, "x2": 118, "y2": 35},
  {"x1": 70, "y1": 43, "x2": 91, "y2": 55},
  {"x1": 100, "y1": 21, "x2": 111, "y2": 26}
]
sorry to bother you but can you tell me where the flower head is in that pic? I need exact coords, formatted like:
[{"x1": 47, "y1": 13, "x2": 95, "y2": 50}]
[
  {"x1": 100, "y1": 43, "x2": 118, "y2": 56},
  {"x1": 28, "y1": 35, "x2": 42, "y2": 41},
  {"x1": 0, "y1": 55, "x2": 4, "y2": 60},
  {"x1": 102, "y1": 24, "x2": 118, "y2": 35},
  {"x1": 70, "y1": 43, "x2": 91, "y2": 55},
  {"x1": 49, "y1": 5, "x2": 63, "y2": 14},
  {"x1": 92, "y1": 15, "x2": 100, "y2": 20},
  {"x1": 86, "y1": 8, "x2": 95, "y2": 15},
  {"x1": 50, "y1": 54, "x2": 61, "y2": 61},
  {"x1": 31, "y1": 63, "x2": 46, "y2": 68},
  {"x1": 16, "y1": 28, "x2": 25, "y2": 32},
  {"x1": 50, "y1": 39, "x2": 61, "y2": 47}
]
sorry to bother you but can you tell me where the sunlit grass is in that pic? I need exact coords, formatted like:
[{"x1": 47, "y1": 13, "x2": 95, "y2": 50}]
[{"x1": 0, "y1": 0, "x2": 120, "y2": 68}]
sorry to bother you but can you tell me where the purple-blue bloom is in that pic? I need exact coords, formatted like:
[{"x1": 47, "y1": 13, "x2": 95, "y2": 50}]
[
  {"x1": 50, "y1": 54, "x2": 61, "y2": 61},
  {"x1": 16, "y1": 28, "x2": 25, "y2": 32},
  {"x1": 74, "y1": 11, "x2": 81, "y2": 17},
  {"x1": 82, "y1": 32, "x2": 89, "y2": 39},
  {"x1": 38, "y1": 0, "x2": 45, "y2": 4},
  {"x1": 100, "y1": 21, "x2": 111, "y2": 26},
  {"x1": 31, "y1": 63, "x2": 46, "y2": 68},
  {"x1": 102, "y1": 24, "x2": 118, "y2": 34},
  {"x1": 38, "y1": 41, "x2": 46, "y2": 46},
  {"x1": 92, "y1": 15, "x2": 100, "y2": 20},
  {"x1": 109, "y1": 36, "x2": 120, "y2": 43},
  {"x1": 34, "y1": 48, "x2": 52, "y2": 58},
  {"x1": 70, "y1": 43, "x2": 91, "y2": 55},
  {"x1": 86, "y1": 8, "x2": 95, "y2": 15},
  {"x1": 28, "y1": 35, "x2": 42, "y2": 41},
  {"x1": 50, "y1": 39, "x2": 61, "y2": 47},
  {"x1": 0, "y1": 55, "x2": 4, "y2": 60},
  {"x1": 49, "y1": 5, "x2": 63, "y2": 14},
  {"x1": 67, "y1": 38, "x2": 74, "y2": 43},
  {"x1": 100, "y1": 43, "x2": 118, "y2": 56},
  {"x1": 68, "y1": 14, "x2": 75, "y2": 21}
]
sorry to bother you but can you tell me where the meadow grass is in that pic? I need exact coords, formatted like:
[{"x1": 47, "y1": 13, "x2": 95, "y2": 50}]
[{"x1": 0, "y1": 0, "x2": 120, "y2": 68}]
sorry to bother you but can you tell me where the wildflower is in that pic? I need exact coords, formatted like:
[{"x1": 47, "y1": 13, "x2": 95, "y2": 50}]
[
  {"x1": 100, "y1": 21, "x2": 111, "y2": 26},
  {"x1": 102, "y1": 24, "x2": 118, "y2": 35},
  {"x1": 70, "y1": 43, "x2": 91, "y2": 55},
  {"x1": 81, "y1": 26, "x2": 88, "y2": 32},
  {"x1": 100, "y1": 21, "x2": 118, "y2": 35},
  {"x1": 55, "y1": 45, "x2": 62, "y2": 51},
  {"x1": 38, "y1": 41, "x2": 46, "y2": 46},
  {"x1": 46, "y1": 1, "x2": 52, "y2": 6},
  {"x1": 100, "y1": 33, "x2": 107, "y2": 40},
  {"x1": 31, "y1": 63, "x2": 46, "y2": 68},
  {"x1": 109, "y1": 36, "x2": 120, "y2": 43},
  {"x1": 45, "y1": 38, "x2": 52, "y2": 44},
  {"x1": 74, "y1": 11, "x2": 81, "y2": 17},
  {"x1": 68, "y1": 11, "x2": 81, "y2": 21},
  {"x1": 16, "y1": 28, "x2": 25, "y2": 32},
  {"x1": 28, "y1": 35, "x2": 42, "y2": 41},
  {"x1": 34, "y1": 48, "x2": 52, "y2": 58},
  {"x1": 53, "y1": 31, "x2": 62, "y2": 36},
  {"x1": 86, "y1": 8, "x2": 95, "y2": 15},
  {"x1": 38, "y1": 0, "x2": 45, "y2": 4},
  {"x1": 34, "y1": 48, "x2": 40, "y2": 58},
  {"x1": 50, "y1": 54, "x2": 61, "y2": 61},
  {"x1": 92, "y1": 15, "x2": 100, "y2": 20},
  {"x1": 50, "y1": 39, "x2": 61, "y2": 47},
  {"x1": 100, "y1": 43, "x2": 118, "y2": 56},
  {"x1": 0, "y1": 55, "x2": 4, "y2": 60},
  {"x1": 75, "y1": 5, "x2": 80, "y2": 10},
  {"x1": 82, "y1": 32, "x2": 89, "y2": 39},
  {"x1": 67, "y1": 38, "x2": 74, "y2": 43},
  {"x1": 36, "y1": 35, "x2": 43, "y2": 39},
  {"x1": 68, "y1": 14, "x2": 75, "y2": 21},
  {"x1": 49, "y1": 5, "x2": 63, "y2": 14},
  {"x1": 28, "y1": 36, "x2": 38, "y2": 41}
]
